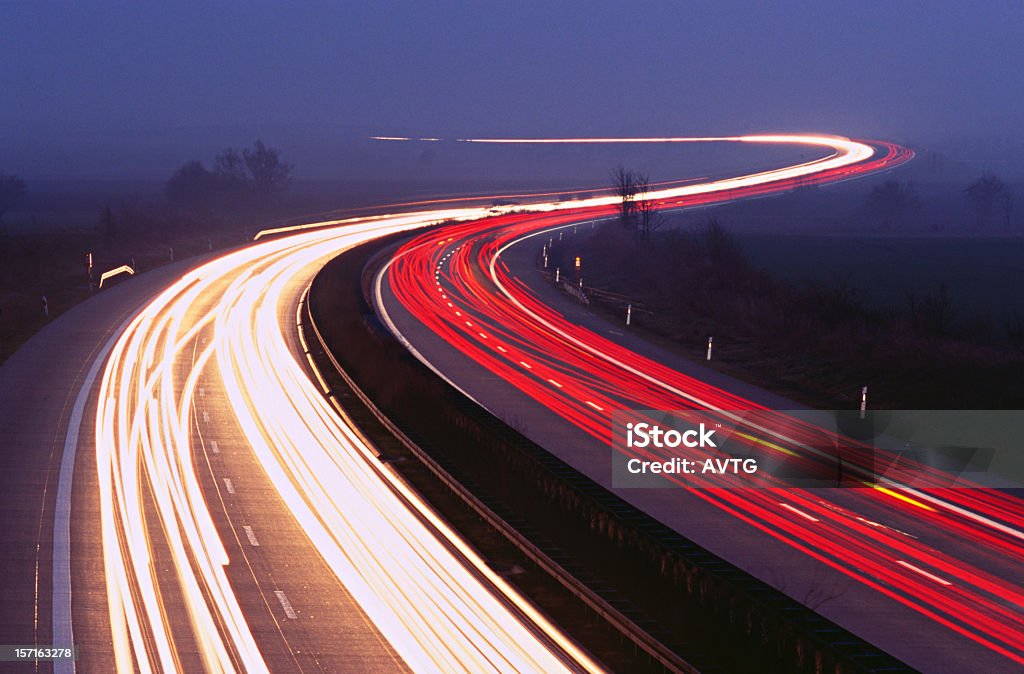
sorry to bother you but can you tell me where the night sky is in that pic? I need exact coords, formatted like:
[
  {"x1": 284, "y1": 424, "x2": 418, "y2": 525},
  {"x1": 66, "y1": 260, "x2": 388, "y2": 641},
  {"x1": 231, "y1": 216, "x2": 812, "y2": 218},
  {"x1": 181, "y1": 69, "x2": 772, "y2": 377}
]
[{"x1": 2, "y1": 1, "x2": 1022, "y2": 178}]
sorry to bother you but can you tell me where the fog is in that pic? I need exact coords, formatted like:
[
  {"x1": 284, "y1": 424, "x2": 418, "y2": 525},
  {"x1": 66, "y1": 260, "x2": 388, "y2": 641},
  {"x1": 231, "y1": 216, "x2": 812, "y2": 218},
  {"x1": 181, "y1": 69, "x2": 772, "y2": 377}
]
[{"x1": 2, "y1": 1, "x2": 1022, "y2": 182}]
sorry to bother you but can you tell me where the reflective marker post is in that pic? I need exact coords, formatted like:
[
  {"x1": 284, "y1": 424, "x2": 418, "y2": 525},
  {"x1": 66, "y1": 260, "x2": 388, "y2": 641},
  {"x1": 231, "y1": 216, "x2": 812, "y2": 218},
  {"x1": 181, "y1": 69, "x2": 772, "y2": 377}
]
[
  {"x1": 626, "y1": 303, "x2": 632, "y2": 326},
  {"x1": 706, "y1": 336, "x2": 713, "y2": 361}
]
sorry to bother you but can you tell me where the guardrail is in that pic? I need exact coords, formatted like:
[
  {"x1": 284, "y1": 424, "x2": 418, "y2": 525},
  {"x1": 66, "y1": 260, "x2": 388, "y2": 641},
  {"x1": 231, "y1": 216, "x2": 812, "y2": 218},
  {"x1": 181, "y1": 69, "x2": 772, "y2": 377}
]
[{"x1": 302, "y1": 278, "x2": 697, "y2": 674}]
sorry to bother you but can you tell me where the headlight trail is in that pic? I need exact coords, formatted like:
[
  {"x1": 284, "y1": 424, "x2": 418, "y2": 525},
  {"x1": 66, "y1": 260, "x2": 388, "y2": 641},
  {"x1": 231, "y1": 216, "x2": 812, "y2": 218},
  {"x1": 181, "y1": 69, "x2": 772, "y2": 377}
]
[
  {"x1": 93, "y1": 209, "x2": 602, "y2": 672},
  {"x1": 378, "y1": 136, "x2": 1024, "y2": 667}
]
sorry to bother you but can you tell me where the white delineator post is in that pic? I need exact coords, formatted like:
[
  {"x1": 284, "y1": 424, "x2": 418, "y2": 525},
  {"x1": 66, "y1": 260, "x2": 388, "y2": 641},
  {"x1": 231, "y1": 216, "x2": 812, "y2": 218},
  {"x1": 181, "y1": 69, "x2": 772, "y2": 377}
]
[
  {"x1": 555, "y1": 268, "x2": 560, "y2": 283},
  {"x1": 860, "y1": 386, "x2": 868, "y2": 419},
  {"x1": 706, "y1": 336, "x2": 713, "y2": 361},
  {"x1": 626, "y1": 304, "x2": 632, "y2": 326}
]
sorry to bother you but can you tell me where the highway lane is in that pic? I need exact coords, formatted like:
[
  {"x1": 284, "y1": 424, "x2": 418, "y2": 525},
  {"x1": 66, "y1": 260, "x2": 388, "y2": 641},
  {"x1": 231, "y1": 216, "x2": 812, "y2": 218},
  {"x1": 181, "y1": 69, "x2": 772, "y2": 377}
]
[
  {"x1": 0, "y1": 257, "x2": 217, "y2": 673},
  {"x1": 2, "y1": 207, "x2": 611, "y2": 671},
  {"x1": 86, "y1": 214, "x2": 601, "y2": 672},
  {"x1": 0, "y1": 133, "x2": 940, "y2": 672},
  {"x1": 374, "y1": 137, "x2": 1024, "y2": 672},
  {"x1": 0, "y1": 250, "x2": 413, "y2": 673}
]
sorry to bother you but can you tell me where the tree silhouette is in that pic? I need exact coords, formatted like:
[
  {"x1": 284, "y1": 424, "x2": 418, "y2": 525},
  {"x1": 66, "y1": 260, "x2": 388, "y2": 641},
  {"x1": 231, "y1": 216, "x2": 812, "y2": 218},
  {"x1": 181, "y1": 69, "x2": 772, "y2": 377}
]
[
  {"x1": 865, "y1": 180, "x2": 917, "y2": 227},
  {"x1": 243, "y1": 141, "x2": 292, "y2": 196},
  {"x1": 610, "y1": 166, "x2": 638, "y2": 226},
  {"x1": 166, "y1": 141, "x2": 292, "y2": 211},
  {"x1": 965, "y1": 174, "x2": 1011, "y2": 228}
]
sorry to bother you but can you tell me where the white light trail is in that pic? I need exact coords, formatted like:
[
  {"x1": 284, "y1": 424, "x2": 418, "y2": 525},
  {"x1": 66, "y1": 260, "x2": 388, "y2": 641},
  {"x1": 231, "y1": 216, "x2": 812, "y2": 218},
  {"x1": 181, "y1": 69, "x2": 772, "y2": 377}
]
[
  {"x1": 93, "y1": 210, "x2": 592, "y2": 672},
  {"x1": 89, "y1": 133, "x2": 883, "y2": 672}
]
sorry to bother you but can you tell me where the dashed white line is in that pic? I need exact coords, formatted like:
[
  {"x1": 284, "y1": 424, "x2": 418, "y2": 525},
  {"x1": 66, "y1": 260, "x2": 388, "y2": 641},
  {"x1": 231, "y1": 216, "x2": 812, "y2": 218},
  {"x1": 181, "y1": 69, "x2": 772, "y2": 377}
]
[
  {"x1": 223, "y1": 478, "x2": 235, "y2": 494},
  {"x1": 585, "y1": 401, "x2": 604, "y2": 411},
  {"x1": 779, "y1": 503, "x2": 820, "y2": 523},
  {"x1": 478, "y1": 332, "x2": 488, "y2": 340},
  {"x1": 547, "y1": 379, "x2": 563, "y2": 388},
  {"x1": 274, "y1": 590, "x2": 298, "y2": 619},
  {"x1": 242, "y1": 525, "x2": 260, "y2": 547},
  {"x1": 896, "y1": 560, "x2": 952, "y2": 586},
  {"x1": 496, "y1": 346, "x2": 507, "y2": 353},
  {"x1": 210, "y1": 440, "x2": 219, "y2": 454},
  {"x1": 519, "y1": 361, "x2": 533, "y2": 370},
  {"x1": 202, "y1": 410, "x2": 210, "y2": 423}
]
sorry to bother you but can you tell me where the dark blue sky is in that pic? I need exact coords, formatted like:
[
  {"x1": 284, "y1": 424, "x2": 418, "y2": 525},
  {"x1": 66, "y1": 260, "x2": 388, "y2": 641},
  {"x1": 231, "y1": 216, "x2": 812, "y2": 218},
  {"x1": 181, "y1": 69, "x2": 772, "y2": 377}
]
[{"x1": 2, "y1": 1, "x2": 1022, "y2": 178}]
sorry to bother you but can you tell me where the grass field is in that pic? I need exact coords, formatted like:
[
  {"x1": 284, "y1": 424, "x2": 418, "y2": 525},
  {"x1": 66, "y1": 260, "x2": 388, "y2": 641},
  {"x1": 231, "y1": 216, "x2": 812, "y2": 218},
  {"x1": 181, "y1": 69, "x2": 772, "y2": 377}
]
[{"x1": 734, "y1": 233, "x2": 1024, "y2": 325}]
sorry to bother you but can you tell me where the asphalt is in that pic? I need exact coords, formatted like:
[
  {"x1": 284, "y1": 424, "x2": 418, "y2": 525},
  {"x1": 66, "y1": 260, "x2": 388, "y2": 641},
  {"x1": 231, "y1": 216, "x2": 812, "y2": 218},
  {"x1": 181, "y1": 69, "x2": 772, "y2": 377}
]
[
  {"x1": 375, "y1": 227, "x2": 1024, "y2": 674},
  {"x1": 0, "y1": 250, "x2": 406, "y2": 672}
]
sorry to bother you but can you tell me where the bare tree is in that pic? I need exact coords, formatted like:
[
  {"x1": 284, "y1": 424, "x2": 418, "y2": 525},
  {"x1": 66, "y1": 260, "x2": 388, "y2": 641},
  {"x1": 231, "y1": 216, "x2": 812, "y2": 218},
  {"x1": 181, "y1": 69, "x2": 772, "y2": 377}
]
[
  {"x1": 965, "y1": 173, "x2": 1011, "y2": 228},
  {"x1": 634, "y1": 173, "x2": 661, "y2": 241},
  {"x1": 166, "y1": 140, "x2": 293, "y2": 211},
  {"x1": 213, "y1": 147, "x2": 249, "y2": 190},
  {"x1": 243, "y1": 140, "x2": 292, "y2": 196},
  {"x1": 611, "y1": 165, "x2": 638, "y2": 227},
  {"x1": 0, "y1": 172, "x2": 27, "y2": 223}
]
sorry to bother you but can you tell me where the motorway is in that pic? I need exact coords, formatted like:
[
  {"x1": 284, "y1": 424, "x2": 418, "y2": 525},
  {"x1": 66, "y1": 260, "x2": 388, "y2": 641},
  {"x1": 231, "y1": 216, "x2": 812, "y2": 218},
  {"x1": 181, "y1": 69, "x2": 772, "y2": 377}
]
[
  {"x1": 0, "y1": 133, "x2": 991, "y2": 673},
  {"x1": 373, "y1": 140, "x2": 1024, "y2": 672},
  {"x1": 1, "y1": 209, "x2": 603, "y2": 672}
]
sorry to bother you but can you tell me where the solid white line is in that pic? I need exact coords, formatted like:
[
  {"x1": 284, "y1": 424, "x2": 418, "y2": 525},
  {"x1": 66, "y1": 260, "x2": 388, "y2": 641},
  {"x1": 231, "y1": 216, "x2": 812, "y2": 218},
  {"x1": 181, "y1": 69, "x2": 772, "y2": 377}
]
[
  {"x1": 242, "y1": 525, "x2": 260, "y2": 547},
  {"x1": 779, "y1": 503, "x2": 820, "y2": 523},
  {"x1": 896, "y1": 560, "x2": 952, "y2": 586},
  {"x1": 223, "y1": 478, "x2": 235, "y2": 495},
  {"x1": 55, "y1": 318, "x2": 130, "y2": 674},
  {"x1": 274, "y1": 590, "x2": 298, "y2": 619}
]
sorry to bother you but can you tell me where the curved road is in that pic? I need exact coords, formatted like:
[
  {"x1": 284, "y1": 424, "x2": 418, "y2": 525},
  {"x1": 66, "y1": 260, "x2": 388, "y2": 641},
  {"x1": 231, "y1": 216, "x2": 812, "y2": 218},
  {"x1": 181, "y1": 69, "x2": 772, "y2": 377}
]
[
  {"x1": 374, "y1": 137, "x2": 1024, "y2": 672},
  {"x1": 0, "y1": 133, "x2": 967, "y2": 673}
]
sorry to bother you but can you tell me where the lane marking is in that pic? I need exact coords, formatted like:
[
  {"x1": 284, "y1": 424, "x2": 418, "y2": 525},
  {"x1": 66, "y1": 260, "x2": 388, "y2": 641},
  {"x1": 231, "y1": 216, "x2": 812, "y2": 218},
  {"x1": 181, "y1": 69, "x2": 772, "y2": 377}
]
[
  {"x1": 896, "y1": 560, "x2": 952, "y2": 586},
  {"x1": 547, "y1": 379, "x2": 563, "y2": 389},
  {"x1": 55, "y1": 317, "x2": 130, "y2": 674},
  {"x1": 585, "y1": 401, "x2": 604, "y2": 411},
  {"x1": 519, "y1": 361, "x2": 532, "y2": 370},
  {"x1": 274, "y1": 590, "x2": 298, "y2": 620},
  {"x1": 210, "y1": 440, "x2": 219, "y2": 454},
  {"x1": 873, "y1": 486, "x2": 936, "y2": 512},
  {"x1": 202, "y1": 410, "x2": 210, "y2": 423},
  {"x1": 779, "y1": 503, "x2": 819, "y2": 523},
  {"x1": 223, "y1": 478, "x2": 235, "y2": 495},
  {"x1": 242, "y1": 525, "x2": 260, "y2": 547}
]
